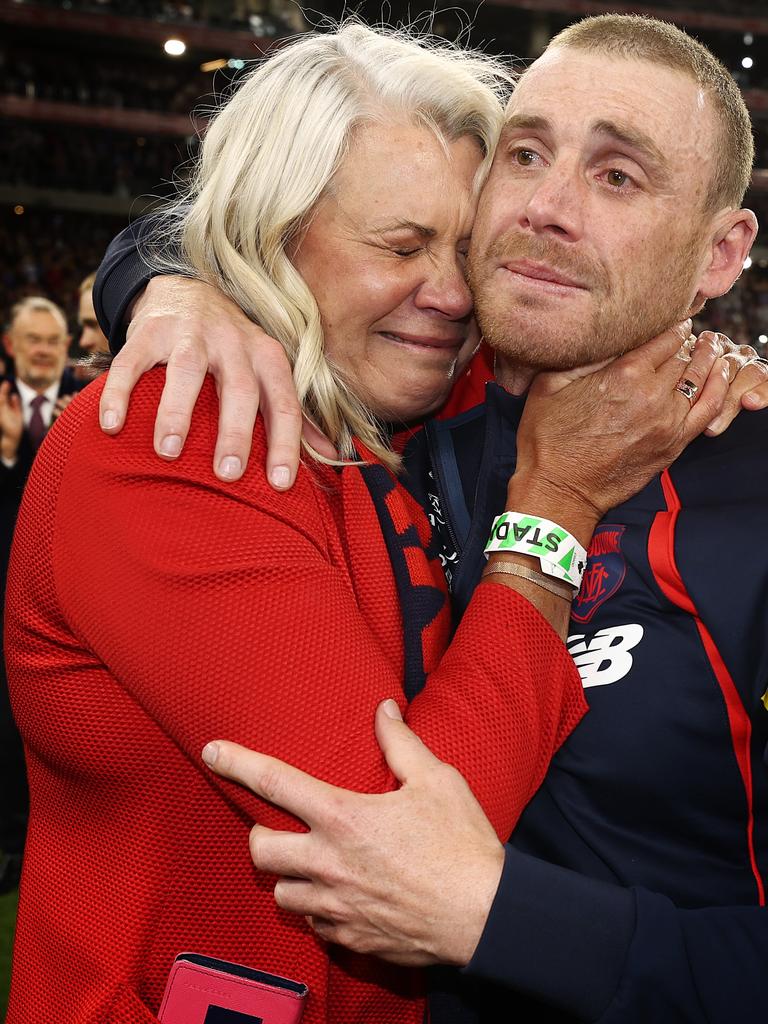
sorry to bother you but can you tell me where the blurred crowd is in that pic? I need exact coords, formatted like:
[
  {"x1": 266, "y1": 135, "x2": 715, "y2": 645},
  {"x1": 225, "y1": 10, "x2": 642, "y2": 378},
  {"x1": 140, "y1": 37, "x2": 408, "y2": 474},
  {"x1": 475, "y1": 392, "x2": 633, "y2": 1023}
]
[
  {"x1": 0, "y1": 47, "x2": 210, "y2": 113},
  {"x1": 13, "y1": 0, "x2": 302, "y2": 35},
  {"x1": 0, "y1": 121, "x2": 195, "y2": 196},
  {"x1": 0, "y1": 207, "x2": 124, "y2": 339}
]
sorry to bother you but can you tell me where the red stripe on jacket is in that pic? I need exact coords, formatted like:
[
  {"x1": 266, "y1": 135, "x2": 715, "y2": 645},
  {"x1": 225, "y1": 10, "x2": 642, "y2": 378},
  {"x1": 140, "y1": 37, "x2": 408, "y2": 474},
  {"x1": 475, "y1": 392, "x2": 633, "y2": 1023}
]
[{"x1": 648, "y1": 469, "x2": 765, "y2": 905}]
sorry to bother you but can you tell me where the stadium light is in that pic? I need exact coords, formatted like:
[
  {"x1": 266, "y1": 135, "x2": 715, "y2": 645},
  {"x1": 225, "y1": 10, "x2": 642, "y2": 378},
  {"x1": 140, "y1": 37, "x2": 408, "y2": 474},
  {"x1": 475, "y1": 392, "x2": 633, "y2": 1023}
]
[
  {"x1": 742, "y1": 56, "x2": 754, "y2": 70},
  {"x1": 165, "y1": 39, "x2": 186, "y2": 57}
]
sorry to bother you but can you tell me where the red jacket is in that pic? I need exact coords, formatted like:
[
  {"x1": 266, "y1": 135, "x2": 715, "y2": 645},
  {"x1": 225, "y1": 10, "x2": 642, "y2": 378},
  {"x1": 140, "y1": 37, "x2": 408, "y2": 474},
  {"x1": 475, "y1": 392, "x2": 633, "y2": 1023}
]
[{"x1": 6, "y1": 369, "x2": 584, "y2": 1024}]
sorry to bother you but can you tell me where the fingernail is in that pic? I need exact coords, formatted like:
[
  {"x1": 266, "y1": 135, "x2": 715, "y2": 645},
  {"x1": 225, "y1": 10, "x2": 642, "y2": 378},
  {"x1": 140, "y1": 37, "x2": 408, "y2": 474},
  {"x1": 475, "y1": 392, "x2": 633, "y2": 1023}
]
[
  {"x1": 102, "y1": 410, "x2": 119, "y2": 430},
  {"x1": 707, "y1": 416, "x2": 725, "y2": 434},
  {"x1": 218, "y1": 456, "x2": 242, "y2": 480},
  {"x1": 269, "y1": 465, "x2": 291, "y2": 489},
  {"x1": 382, "y1": 699, "x2": 403, "y2": 720},
  {"x1": 201, "y1": 742, "x2": 219, "y2": 766},
  {"x1": 743, "y1": 390, "x2": 763, "y2": 409},
  {"x1": 159, "y1": 434, "x2": 182, "y2": 458}
]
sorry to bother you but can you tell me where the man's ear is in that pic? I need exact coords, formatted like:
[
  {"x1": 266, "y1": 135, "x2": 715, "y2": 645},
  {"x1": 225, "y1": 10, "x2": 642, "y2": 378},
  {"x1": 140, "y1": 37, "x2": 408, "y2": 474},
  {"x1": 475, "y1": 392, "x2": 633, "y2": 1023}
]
[
  {"x1": 692, "y1": 208, "x2": 758, "y2": 306},
  {"x1": 2, "y1": 332, "x2": 13, "y2": 358}
]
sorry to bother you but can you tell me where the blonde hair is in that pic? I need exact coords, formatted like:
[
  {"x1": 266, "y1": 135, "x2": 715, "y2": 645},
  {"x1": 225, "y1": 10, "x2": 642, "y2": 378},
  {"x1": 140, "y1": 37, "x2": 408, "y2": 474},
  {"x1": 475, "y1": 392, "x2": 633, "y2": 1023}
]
[
  {"x1": 8, "y1": 296, "x2": 68, "y2": 336},
  {"x1": 79, "y1": 271, "x2": 98, "y2": 296},
  {"x1": 146, "y1": 21, "x2": 513, "y2": 469},
  {"x1": 547, "y1": 15, "x2": 754, "y2": 211}
]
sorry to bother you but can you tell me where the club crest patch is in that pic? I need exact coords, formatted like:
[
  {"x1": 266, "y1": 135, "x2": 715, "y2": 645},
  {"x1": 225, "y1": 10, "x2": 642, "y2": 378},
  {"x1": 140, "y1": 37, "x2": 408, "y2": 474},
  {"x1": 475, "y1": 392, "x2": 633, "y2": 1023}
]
[{"x1": 571, "y1": 525, "x2": 627, "y2": 624}]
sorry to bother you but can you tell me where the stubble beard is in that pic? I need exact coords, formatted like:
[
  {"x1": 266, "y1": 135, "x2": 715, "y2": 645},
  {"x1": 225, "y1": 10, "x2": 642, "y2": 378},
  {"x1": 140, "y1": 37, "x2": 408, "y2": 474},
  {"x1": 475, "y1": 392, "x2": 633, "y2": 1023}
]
[{"x1": 467, "y1": 231, "x2": 702, "y2": 372}]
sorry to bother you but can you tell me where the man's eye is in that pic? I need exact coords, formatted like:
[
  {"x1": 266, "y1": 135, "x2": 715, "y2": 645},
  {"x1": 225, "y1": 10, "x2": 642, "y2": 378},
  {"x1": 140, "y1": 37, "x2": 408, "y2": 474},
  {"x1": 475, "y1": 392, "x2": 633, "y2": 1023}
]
[
  {"x1": 513, "y1": 149, "x2": 537, "y2": 166},
  {"x1": 606, "y1": 168, "x2": 631, "y2": 189},
  {"x1": 393, "y1": 248, "x2": 421, "y2": 257}
]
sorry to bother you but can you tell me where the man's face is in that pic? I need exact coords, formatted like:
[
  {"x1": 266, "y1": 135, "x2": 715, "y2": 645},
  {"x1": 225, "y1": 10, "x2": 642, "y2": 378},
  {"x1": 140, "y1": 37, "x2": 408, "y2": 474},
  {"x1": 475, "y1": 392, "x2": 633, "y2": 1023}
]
[
  {"x1": 78, "y1": 289, "x2": 110, "y2": 354},
  {"x1": 468, "y1": 47, "x2": 720, "y2": 370},
  {"x1": 6, "y1": 309, "x2": 69, "y2": 391}
]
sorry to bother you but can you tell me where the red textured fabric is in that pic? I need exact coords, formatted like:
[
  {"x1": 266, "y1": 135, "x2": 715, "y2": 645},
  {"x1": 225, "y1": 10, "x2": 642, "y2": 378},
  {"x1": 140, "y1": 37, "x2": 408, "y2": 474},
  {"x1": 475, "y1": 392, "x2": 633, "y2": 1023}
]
[{"x1": 5, "y1": 369, "x2": 585, "y2": 1023}]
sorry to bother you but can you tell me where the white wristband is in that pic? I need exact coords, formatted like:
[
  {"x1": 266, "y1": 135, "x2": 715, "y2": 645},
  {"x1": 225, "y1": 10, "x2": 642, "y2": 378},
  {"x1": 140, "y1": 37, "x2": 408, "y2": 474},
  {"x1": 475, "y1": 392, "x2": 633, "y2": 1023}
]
[{"x1": 484, "y1": 511, "x2": 588, "y2": 590}]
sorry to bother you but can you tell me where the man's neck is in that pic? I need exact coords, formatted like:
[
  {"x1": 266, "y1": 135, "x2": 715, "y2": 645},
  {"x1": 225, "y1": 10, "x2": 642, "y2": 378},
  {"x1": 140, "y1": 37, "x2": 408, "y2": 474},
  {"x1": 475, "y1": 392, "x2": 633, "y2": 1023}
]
[{"x1": 494, "y1": 354, "x2": 536, "y2": 396}]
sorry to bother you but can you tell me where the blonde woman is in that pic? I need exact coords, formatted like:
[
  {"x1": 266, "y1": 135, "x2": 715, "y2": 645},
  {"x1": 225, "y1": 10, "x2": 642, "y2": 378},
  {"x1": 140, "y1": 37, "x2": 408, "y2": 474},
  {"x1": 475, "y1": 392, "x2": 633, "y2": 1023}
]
[{"x1": 6, "y1": 22, "x2": 728, "y2": 1024}]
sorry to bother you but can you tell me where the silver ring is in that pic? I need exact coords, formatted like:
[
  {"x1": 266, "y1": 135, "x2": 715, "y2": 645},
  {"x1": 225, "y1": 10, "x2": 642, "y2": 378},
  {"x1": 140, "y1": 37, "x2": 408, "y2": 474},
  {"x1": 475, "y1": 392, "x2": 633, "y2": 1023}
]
[{"x1": 674, "y1": 378, "x2": 699, "y2": 404}]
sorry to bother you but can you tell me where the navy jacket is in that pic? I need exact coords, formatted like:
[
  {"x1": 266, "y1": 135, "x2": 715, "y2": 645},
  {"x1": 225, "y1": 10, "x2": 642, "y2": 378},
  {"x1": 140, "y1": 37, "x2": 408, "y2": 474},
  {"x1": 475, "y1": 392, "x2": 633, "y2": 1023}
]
[{"x1": 402, "y1": 383, "x2": 768, "y2": 1023}]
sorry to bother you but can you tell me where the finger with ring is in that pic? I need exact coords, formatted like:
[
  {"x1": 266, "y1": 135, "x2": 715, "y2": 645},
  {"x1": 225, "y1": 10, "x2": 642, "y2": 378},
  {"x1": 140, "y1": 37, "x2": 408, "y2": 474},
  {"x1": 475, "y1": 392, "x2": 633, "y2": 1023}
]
[{"x1": 674, "y1": 378, "x2": 699, "y2": 404}]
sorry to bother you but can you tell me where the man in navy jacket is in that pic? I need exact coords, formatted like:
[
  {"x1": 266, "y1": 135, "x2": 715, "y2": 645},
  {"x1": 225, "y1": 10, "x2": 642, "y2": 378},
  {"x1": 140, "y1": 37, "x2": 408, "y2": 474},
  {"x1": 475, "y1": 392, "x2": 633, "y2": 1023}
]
[{"x1": 93, "y1": 14, "x2": 767, "y2": 1023}]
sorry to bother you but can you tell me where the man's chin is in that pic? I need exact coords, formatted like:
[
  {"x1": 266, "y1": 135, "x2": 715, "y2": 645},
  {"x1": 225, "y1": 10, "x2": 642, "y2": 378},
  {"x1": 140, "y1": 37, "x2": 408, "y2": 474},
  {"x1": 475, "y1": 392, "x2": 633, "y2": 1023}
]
[
  {"x1": 27, "y1": 376, "x2": 57, "y2": 391},
  {"x1": 481, "y1": 324, "x2": 607, "y2": 372}
]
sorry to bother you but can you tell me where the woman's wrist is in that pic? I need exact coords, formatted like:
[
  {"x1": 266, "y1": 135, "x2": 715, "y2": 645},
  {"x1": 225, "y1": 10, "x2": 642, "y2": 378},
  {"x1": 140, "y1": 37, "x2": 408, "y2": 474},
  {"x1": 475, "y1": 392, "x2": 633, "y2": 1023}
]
[{"x1": 505, "y1": 472, "x2": 601, "y2": 551}]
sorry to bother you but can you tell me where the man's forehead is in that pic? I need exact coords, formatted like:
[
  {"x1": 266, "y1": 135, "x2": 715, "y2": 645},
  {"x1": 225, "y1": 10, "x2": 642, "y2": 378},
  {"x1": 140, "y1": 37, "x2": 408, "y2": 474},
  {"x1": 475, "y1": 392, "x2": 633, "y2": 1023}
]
[
  {"x1": 15, "y1": 311, "x2": 67, "y2": 341},
  {"x1": 504, "y1": 47, "x2": 714, "y2": 159}
]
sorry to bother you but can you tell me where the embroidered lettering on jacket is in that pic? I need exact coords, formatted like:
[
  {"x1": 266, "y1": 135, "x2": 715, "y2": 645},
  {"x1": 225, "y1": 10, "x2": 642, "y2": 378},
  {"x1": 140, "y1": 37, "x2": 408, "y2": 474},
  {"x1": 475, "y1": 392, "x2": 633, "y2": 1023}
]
[{"x1": 571, "y1": 525, "x2": 627, "y2": 624}]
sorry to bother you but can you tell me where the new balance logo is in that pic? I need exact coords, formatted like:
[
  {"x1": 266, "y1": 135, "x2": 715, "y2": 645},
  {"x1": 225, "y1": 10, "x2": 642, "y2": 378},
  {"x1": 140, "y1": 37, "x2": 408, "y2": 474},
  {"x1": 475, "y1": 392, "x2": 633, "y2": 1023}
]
[{"x1": 567, "y1": 624, "x2": 644, "y2": 688}]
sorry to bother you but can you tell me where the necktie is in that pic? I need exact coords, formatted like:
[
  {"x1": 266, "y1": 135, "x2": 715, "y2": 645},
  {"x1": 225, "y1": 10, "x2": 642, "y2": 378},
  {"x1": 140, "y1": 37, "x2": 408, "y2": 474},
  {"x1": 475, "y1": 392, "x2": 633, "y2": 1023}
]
[{"x1": 28, "y1": 394, "x2": 48, "y2": 451}]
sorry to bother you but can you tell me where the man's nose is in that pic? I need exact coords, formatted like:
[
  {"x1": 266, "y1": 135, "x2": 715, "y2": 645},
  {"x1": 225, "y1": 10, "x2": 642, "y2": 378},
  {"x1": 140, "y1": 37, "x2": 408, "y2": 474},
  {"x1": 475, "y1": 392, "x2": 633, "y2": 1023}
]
[
  {"x1": 522, "y1": 165, "x2": 584, "y2": 241},
  {"x1": 415, "y1": 257, "x2": 474, "y2": 319}
]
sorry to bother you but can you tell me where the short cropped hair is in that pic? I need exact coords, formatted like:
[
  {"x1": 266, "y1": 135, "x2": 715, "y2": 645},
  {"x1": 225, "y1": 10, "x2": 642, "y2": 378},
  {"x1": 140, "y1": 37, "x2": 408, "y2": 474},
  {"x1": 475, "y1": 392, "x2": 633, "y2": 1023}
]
[
  {"x1": 546, "y1": 14, "x2": 754, "y2": 211},
  {"x1": 147, "y1": 21, "x2": 513, "y2": 469},
  {"x1": 8, "y1": 296, "x2": 68, "y2": 335}
]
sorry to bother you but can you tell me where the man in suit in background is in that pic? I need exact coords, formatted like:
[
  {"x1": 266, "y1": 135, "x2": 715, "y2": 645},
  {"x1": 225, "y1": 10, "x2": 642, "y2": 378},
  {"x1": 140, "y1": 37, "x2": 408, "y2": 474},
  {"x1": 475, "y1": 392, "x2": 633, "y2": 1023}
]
[{"x1": 0, "y1": 296, "x2": 80, "y2": 890}]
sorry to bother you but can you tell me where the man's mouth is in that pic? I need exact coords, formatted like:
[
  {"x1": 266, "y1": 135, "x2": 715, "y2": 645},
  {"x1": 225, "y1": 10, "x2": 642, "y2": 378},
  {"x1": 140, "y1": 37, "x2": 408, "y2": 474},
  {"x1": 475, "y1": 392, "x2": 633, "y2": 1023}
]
[{"x1": 502, "y1": 260, "x2": 589, "y2": 292}]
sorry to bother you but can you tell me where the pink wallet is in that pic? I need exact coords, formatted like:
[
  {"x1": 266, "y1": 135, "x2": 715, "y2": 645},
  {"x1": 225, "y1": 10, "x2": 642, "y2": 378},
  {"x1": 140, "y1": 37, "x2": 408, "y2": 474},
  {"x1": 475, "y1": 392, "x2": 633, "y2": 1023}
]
[{"x1": 158, "y1": 952, "x2": 308, "y2": 1023}]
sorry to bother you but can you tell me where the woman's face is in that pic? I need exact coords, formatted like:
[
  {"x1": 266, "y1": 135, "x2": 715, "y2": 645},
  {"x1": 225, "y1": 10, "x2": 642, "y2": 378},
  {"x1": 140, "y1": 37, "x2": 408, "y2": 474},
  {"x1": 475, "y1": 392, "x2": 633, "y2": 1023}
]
[{"x1": 291, "y1": 120, "x2": 483, "y2": 423}]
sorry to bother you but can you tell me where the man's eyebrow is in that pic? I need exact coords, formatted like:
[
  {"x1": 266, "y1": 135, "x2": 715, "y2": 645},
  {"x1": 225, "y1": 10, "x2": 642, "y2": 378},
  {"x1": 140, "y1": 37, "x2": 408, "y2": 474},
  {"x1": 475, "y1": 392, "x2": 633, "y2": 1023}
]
[
  {"x1": 592, "y1": 119, "x2": 667, "y2": 172},
  {"x1": 503, "y1": 113, "x2": 552, "y2": 135},
  {"x1": 375, "y1": 220, "x2": 437, "y2": 239}
]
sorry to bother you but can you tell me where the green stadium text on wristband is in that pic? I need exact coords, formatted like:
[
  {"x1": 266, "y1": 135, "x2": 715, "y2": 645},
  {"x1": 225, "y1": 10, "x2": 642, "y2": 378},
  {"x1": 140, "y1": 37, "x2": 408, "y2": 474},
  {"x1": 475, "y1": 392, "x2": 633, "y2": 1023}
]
[{"x1": 484, "y1": 511, "x2": 588, "y2": 589}]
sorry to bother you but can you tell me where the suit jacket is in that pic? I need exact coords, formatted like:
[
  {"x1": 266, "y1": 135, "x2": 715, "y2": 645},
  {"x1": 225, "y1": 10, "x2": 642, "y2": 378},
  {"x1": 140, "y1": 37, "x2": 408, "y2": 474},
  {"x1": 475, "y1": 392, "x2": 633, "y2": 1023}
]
[{"x1": 1, "y1": 368, "x2": 84, "y2": 590}]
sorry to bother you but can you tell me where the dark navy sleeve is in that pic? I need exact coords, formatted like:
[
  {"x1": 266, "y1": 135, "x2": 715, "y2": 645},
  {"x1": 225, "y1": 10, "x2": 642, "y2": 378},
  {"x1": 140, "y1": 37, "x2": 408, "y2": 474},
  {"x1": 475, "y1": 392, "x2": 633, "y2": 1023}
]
[
  {"x1": 465, "y1": 845, "x2": 768, "y2": 1022},
  {"x1": 93, "y1": 218, "x2": 160, "y2": 355}
]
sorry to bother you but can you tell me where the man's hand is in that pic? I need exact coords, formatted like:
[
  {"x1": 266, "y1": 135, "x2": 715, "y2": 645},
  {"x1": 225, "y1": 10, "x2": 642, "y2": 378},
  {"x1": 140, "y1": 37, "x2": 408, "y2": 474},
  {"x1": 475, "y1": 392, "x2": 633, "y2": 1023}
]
[
  {"x1": 703, "y1": 339, "x2": 768, "y2": 434},
  {"x1": 514, "y1": 321, "x2": 731, "y2": 525},
  {"x1": 202, "y1": 701, "x2": 505, "y2": 967},
  {"x1": 98, "y1": 276, "x2": 336, "y2": 486},
  {"x1": 0, "y1": 381, "x2": 23, "y2": 462}
]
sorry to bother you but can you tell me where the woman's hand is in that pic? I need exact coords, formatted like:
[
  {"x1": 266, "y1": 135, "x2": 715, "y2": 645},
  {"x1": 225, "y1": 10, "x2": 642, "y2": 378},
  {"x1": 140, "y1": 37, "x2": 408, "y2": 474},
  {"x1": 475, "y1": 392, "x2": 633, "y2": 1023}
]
[
  {"x1": 98, "y1": 275, "x2": 336, "y2": 486},
  {"x1": 698, "y1": 335, "x2": 768, "y2": 434},
  {"x1": 513, "y1": 321, "x2": 730, "y2": 527}
]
